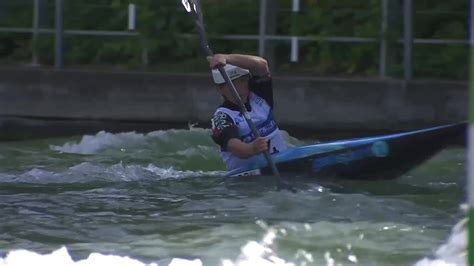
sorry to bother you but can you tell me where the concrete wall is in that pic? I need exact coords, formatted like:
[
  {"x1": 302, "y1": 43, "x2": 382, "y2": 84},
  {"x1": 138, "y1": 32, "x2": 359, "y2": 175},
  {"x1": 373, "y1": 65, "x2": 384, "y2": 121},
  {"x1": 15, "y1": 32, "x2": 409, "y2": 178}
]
[
  {"x1": 0, "y1": 67, "x2": 468, "y2": 139},
  {"x1": 274, "y1": 77, "x2": 467, "y2": 131}
]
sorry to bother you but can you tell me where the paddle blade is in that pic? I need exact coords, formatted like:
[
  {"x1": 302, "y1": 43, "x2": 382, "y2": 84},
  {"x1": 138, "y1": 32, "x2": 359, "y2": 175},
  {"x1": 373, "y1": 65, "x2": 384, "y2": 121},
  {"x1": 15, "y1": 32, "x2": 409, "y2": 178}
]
[{"x1": 181, "y1": 0, "x2": 198, "y2": 16}]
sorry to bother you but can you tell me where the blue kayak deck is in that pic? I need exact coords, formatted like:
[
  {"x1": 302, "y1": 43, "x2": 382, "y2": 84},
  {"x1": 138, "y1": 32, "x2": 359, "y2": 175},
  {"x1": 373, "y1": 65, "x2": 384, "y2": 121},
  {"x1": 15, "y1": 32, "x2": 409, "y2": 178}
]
[{"x1": 227, "y1": 122, "x2": 466, "y2": 179}]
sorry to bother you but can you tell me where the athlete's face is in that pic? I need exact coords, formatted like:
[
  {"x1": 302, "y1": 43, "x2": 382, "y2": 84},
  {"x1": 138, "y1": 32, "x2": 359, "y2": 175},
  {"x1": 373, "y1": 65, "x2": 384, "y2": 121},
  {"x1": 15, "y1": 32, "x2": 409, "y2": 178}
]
[{"x1": 218, "y1": 75, "x2": 250, "y2": 103}]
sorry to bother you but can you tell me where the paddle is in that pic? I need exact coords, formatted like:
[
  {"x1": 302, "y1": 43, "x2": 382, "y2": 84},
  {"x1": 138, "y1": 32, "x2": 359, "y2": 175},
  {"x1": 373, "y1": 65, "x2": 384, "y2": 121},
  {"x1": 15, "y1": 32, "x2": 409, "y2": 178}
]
[{"x1": 180, "y1": 0, "x2": 293, "y2": 191}]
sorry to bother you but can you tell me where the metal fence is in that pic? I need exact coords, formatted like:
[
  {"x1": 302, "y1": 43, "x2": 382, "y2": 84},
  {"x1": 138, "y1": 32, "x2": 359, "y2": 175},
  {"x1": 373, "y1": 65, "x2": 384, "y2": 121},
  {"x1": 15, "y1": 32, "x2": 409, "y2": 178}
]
[
  {"x1": 0, "y1": 0, "x2": 469, "y2": 80},
  {"x1": 254, "y1": 0, "x2": 469, "y2": 80}
]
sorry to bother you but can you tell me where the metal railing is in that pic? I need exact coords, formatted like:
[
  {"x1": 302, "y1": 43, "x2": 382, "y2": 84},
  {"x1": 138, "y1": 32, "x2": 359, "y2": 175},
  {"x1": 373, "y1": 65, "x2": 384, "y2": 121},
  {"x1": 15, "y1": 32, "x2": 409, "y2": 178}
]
[
  {"x1": 253, "y1": 0, "x2": 468, "y2": 80},
  {"x1": 0, "y1": 0, "x2": 469, "y2": 80},
  {"x1": 0, "y1": 0, "x2": 141, "y2": 67}
]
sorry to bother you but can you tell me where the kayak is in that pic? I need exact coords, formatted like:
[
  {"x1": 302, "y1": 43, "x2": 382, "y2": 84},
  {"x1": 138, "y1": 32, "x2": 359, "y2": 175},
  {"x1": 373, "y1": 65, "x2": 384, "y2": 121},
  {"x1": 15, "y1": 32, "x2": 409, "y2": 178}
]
[{"x1": 226, "y1": 122, "x2": 467, "y2": 179}]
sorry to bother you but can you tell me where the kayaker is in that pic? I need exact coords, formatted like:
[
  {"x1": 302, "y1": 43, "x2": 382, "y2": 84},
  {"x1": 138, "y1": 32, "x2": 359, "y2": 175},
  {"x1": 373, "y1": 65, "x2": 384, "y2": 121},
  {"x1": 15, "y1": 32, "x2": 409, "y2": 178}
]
[{"x1": 208, "y1": 53, "x2": 287, "y2": 171}]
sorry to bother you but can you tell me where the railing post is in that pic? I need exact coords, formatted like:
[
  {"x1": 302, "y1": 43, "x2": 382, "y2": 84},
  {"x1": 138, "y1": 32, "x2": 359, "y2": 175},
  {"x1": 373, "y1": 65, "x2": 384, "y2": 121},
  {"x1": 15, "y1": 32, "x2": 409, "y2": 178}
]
[
  {"x1": 258, "y1": 0, "x2": 267, "y2": 57},
  {"x1": 55, "y1": 0, "x2": 64, "y2": 69},
  {"x1": 379, "y1": 0, "x2": 388, "y2": 78},
  {"x1": 403, "y1": 0, "x2": 413, "y2": 81},
  {"x1": 290, "y1": 0, "x2": 299, "y2": 63},
  {"x1": 468, "y1": 0, "x2": 474, "y2": 265},
  {"x1": 32, "y1": 0, "x2": 40, "y2": 66},
  {"x1": 128, "y1": 4, "x2": 136, "y2": 31},
  {"x1": 290, "y1": 37, "x2": 298, "y2": 63}
]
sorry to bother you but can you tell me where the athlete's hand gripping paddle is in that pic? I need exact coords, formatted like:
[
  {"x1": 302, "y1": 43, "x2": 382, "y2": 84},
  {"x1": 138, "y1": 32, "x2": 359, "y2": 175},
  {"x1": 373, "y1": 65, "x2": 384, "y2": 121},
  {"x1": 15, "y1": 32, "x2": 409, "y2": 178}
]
[{"x1": 180, "y1": 0, "x2": 294, "y2": 191}]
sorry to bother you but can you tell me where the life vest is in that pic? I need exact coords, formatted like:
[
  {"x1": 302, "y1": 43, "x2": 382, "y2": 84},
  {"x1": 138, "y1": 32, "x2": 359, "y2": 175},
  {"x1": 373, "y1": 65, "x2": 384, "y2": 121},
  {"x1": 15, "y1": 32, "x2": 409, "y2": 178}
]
[{"x1": 214, "y1": 92, "x2": 287, "y2": 171}]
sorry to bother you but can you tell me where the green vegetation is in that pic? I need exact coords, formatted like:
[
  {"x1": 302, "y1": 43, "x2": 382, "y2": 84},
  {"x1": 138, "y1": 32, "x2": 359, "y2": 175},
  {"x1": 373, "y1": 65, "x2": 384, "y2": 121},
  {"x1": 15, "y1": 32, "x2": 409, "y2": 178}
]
[{"x1": 0, "y1": 0, "x2": 468, "y2": 78}]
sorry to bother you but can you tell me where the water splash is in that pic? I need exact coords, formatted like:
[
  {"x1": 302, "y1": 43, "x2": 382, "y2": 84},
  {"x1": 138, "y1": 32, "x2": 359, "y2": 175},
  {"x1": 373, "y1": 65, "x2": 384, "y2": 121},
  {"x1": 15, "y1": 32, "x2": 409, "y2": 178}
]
[
  {"x1": 49, "y1": 128, "x2": 215, "y2": 155},
  {"x1": 0, "y1": 247, "x2": 158, "y2": 266},
  {"x1": 50, "y1": 131, "x2": 148, "y2": 155},
  {"x1": 221, "y1": 227, "x2": 295, "y2": 266},
  {"x1": 221, "y1": 221, "x2": 318, "y2": 266},
  {"x1": 414, "y1": 218, "x2": 466, "y2": 266},
  {"x1": 49, "y1": 128, "x2": 302, "y2": 156},
  {"x1": 144, "y1": 164, "x2": 223, "y2": 179},
  {"x1": 0, "y1": 162, "x2": 222, "y2": 184},
  {"x1": 0, "y1": 218, "x2": 464, "y2": 266}
]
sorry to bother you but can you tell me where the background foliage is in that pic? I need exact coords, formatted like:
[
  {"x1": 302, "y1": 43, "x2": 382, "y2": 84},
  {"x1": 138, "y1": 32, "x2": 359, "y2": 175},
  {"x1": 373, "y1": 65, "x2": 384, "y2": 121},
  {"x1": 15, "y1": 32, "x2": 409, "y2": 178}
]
[{"x1": 0, "y1": 0, "x2": 468, "y2": 78}]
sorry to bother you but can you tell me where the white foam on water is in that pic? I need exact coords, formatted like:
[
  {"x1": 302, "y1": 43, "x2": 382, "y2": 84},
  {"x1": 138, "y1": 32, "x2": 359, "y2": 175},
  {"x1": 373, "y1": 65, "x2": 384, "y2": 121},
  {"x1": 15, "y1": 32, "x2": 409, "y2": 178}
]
[
  {"x1": 221, "y1": 222, "x2": 309, "y2": 266},
  {"x1": 414, "y1": 218, "x2": 466, "y2": 266},
  {"x1": 50, "y1": 131, "x2": 148, "y2": 155},
  {"x1": 221, "y1": 230, "x2": 295, "y2": 266},
  {"x1": 168, "y1": 258, "x2": 202, "y2": 266},
  {"x1": 50, "y1": 127, "x2": 213, "y2": 155},
  {"x1": 0, "y1": 223, "x2": 368, "y2": 266},
  {"x1": 49, "y1": 127, "x2": 301, "y2": 156},
  {"x1": 225, "y1": 221, "x2": 361, "y2": 266},
  {"x1": 144, "y1": 164, "x2": 222, "y2": 179},
  {"x1": 0, "y1": 247, "x2": 159, "y2": 266},
  {"x1": 0, "y1": 162, "x2": 221, "y2": 184},
  {"x1": 0, "y1": 247, "x2": 208, "y2": 266},
  {"x1": 3, "y1": 162, "x2": 141, "y2": 183},
  {"x1": 0, "y1": 223, "x2": 301, "y2": 266}
]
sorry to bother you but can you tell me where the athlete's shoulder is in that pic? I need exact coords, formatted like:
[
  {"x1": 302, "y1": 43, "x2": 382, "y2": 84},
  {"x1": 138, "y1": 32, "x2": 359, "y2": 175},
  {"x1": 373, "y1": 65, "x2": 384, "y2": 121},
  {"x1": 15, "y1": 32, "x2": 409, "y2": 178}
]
[
  {"x1": 210, "y1": 109, "x2": 240, "y2": 148},
  {"x1": 213, "y1": 106, "x2": 235, "y2": 117},
  {"x1": 211, "y1": 110, "x2": 235, "y2": 130}
]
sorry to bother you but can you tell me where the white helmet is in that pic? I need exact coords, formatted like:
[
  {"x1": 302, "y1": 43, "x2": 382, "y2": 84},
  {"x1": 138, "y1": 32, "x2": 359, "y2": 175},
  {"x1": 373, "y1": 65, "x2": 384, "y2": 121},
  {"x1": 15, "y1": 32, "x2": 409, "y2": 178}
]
[{"x1": 211, "y1": 64, "x2": 250, "y2": 85}]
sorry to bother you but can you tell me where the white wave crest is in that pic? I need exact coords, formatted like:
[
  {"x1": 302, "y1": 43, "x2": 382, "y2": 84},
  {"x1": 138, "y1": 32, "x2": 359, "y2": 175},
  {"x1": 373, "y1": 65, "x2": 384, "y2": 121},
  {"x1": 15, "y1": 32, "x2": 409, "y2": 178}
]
[
  {"x1": 222, "y1": 221, "x2": 296, "y2": 266},
  {"x1": 0, "y1": 246, "x2": 208, "y2": 266},
  {"x1": 0, "y1": 232, "x2": 293, "y2": 266},
  {"x1": 414, "y1": 218, "x2": 466, "y2": 266},
  {"x1": 0, "y1": 162, "x2": 221, "y2": 184},
  {"x1": 0, "y1": 221, "x2": 305, "y2": 266},
  {"x1": 49, "y1": 128, "x2": 213, "y2": 155},
  {"x1": 144, "y1": 164, "x2": 223, "y2": 179},
  {"x1": 48, "y1": 128, "x2": 300, "y2": 159},
  {"x1": 50, "y1": 131, "x2": 147, "y2": 154},
  {"x1": 0, "y1": 247, "x2": 158, "y2": 266}
]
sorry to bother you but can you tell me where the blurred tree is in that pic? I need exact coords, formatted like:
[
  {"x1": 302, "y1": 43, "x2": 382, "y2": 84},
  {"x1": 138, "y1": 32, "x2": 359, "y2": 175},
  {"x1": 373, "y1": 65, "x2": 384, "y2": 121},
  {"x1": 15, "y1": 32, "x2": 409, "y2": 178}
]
[{"x1": 0, "y1": 0, "x2": 468, "y2": 78}]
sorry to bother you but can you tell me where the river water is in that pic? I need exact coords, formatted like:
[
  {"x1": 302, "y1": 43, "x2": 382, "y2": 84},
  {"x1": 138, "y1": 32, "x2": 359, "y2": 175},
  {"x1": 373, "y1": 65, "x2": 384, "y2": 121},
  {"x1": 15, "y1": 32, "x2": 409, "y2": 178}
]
[{"x1": 0, "y1": 128, "x2": 467, "y2": 266}]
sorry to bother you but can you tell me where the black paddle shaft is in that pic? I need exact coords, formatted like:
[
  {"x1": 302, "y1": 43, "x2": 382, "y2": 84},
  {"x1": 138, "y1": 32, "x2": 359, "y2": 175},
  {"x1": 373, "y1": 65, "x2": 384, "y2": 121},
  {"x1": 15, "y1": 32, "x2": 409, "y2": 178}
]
[{"x1": 179, "y1": 0, "x2": 295, "y2": 190}]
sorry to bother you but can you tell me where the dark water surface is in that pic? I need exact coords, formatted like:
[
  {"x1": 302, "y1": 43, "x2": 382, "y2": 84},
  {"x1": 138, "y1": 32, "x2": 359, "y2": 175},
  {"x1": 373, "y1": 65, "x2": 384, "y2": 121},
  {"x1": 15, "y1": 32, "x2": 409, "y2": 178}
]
[{"x1": 0, "y1": 128, "x2": 466, "y2": 265}]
